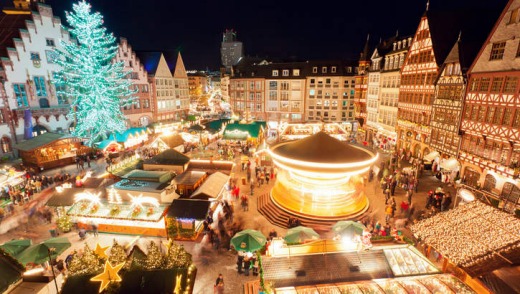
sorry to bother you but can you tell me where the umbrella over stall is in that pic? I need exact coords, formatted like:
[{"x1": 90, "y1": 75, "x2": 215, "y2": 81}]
[
  {"x1": 16, "y1": 237, "x2": 71, "y2": 266},
  {"x1": 230, "y1": 229, "x2": 267, "y2": 253},
  {"x1": 0, "y1": 239, "x2": 32, "y2": 257},
  {"x1": 284, "y1": 226, "x2": 320, "y2": 244},
  {"x1": 332, "y1": 221, "x2": 366, "y2": 238}
]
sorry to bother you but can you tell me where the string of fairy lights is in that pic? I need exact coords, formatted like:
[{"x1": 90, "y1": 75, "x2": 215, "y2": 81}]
[{"x1": 411, "y1": 201, "x2": 520, "y2": 272}]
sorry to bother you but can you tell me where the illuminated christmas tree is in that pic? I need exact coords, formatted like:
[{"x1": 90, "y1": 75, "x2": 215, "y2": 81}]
[
  {"x1": 67, "y1": 245, "x2": 103, "y2": 276},
  {"x1": 143, "y1": 241, "x2": 163, "y2": 270},
  {"x1": 164, "y1": 241, "x2": 192, "y2": 269},
  {"x1": 108, "y1": 239, "x2": 127, "y2": 267},
  {"x1": 53, "y1": 1, "x2": 134, "y2": 146}
]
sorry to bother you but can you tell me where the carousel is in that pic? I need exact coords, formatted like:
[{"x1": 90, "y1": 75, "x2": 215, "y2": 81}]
[{"x1": 268, "y1": 132, "x2": 378, "y2": 219}]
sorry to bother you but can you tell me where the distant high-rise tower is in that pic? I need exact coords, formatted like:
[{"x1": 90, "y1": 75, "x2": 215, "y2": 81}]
[{"x1": 220, "y1": 29, "x2": 243, "y2": 72}]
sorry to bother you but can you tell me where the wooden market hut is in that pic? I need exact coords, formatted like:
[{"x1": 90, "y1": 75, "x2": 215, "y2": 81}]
[
  {"x1": 189, "y1": 172, "x2": 229, "y2": 200},
  {"x1": 165, "y1": 199, "x2": 211, "y2": 240},
  {"x1": 172, "y1": 171, "x2": 207, "y2": 197},
  {"x1": 143, "y1": 149, "x2": 190, "y2": 174},
  {"x1": 13, "y1": 133, "x2": 90, "y2": 170}
]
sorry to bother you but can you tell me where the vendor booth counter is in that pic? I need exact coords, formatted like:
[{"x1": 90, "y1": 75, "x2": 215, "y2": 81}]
[{"x1": 13, "y1": 133, "x2": 90, "y2": 171}]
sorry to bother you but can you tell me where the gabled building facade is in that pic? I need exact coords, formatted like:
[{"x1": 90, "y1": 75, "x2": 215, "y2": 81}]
[
  {"x1": 171, "y1": 52, "x2": 190, "y2": 119},
  {"x1": 115, "y1": 38, "x2": 153, "y2": 127},
  {"x1": 378, "y1": 36, "x2": 412, "y2": 151},
  {"x1": 459, "y1": 0, "x2": 520, "y2": 209},
  {"x1": 0, "y1": 2, "x2": 72, "y2": 147},
  {"x1": 354, "y1": 37, "x2": 370, "y2": 139},
  {"x1": 397, "y1": 12, "x2": 439, "y2": 159}
]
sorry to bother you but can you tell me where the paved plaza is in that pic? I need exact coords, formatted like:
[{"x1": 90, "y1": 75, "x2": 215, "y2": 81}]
[{"x1": 0, "y1": 144, "x2": 456, "y2": 293}]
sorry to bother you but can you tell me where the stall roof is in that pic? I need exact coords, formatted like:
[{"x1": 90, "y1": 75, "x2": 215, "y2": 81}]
[
  {"x1": 167, "y1": 199, "x2": 210, "y2": 219},
  {"x1": 159, "y1": 134, "x2": 185, "y2": 149},
  {"x1": 190, "y1": 172, "x2": 229, "y2": 200},
  {"x1": 410, "y1": 201, "x2": 520, "y2": 277},
  {"x1": 173, "y1": 170, "x2": 206, "y2": 186},
  {"x1": 222, "y1": 122, "x2": 263, "y2": 140},
  {"x1": 0, "y1": 248, "x2": 24, "y2": 293},
  {"x1": 46, "y1": 188, "x2": 106, "y2": 207},
  {"x1": 143, "y1": 149, "x2": 190, "y2": 166},
  {"x1": 110, "y1": 127, "x2": 148, "y2": 143},
  {"x1": 122, "y1": 170, "x2": 173, "y2": 183},
  {"x1": 13, "y1": 133, "x2": 66, "y2": 151},
  {"x1": 187, "y1": 161, "x2": 234, "y2": 175}
]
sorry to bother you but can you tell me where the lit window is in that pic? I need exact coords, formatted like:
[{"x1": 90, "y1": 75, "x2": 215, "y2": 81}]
[
  {"x1": 282, "y1": 70, "x2": 289, "y2": 76},
  {"x1": 293, "y1": 69, "x2": 300, "y2": 76},
  {"x1": 322, "y1": 67, "x2": 327, "y2": 73},
  {"x1": 331, "y1": 67, "x2": 336, "y2": 73},
  {"x1": 272, "y1": 70, "x2": 278, "y2": 76},
  {"x1": 489, "y1": 42, "x2": 506, "y2": 60},
  {"x1": 312, "y1": 67, "x2": 318, "y2": 73}
]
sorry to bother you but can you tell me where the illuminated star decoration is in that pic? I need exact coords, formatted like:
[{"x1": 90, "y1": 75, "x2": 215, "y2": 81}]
[
  {"x1": 90, "y1": 260, "x2": 124, "y2": 293},
  {"x1": 93, "y1": 243, "x2": 110, "y2": 259}
]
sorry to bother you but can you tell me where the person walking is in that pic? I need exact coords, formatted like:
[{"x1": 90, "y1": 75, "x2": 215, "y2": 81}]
[
  {"x1": 86, "y1": 155, "x2": 91, "y2": 168},
  {"x1": 91, "y1": 223, "x2": 98, "y2": 237},
  {"x1": 214, "y1": 273, "x2": 224, "y2": 294},
  {"x1": 241, "y1": 194, "x2": 249, "y2": 211}
]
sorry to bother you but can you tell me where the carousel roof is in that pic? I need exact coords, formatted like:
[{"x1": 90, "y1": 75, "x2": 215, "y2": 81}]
[
  {"x1": 410, "y1": 201, "x2": 520, "y2": 277},
  {"x1": 271, "y1": 131, "x2": 374, "y2": 163}
]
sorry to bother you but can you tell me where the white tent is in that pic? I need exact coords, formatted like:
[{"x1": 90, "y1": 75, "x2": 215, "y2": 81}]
[
  {"x1": 423, "y1": 151, "x2": 440, "y2": 161},
  {"x1": 440, "y1": 158, "x2": 460, "y2": 171}
]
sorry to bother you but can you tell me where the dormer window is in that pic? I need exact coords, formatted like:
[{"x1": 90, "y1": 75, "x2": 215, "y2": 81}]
[
  {"x1": 282, "y1": 69, "x2": 289, "y2": 76},
  {"x1": 313, "y1": 67, "x2": 318, "y2": 73},
  {"x1": 272, "y1": 70, "x2": 279, "y2": 76},
  {"x1": 331, "y1": 67, "x2": 336, "y2": 73},
  {"x1": 322, "y1": 67, "x2": 327, "y2": 73},
  {"x1": 293, "y1": 69, "x2": 300, "y2": 76}
]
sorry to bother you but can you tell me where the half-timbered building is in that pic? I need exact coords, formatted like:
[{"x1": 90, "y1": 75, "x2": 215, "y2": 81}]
[{"x1": 459, "y1": 0, "x2": 520, "y2": 211}]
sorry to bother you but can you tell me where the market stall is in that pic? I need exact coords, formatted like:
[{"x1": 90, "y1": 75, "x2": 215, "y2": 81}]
[
  {"x1": 411, "y1": 201, "x2": 520, "y2": 279},
  {"x1": 189, "y1": 172, "x2": 229, "y2": 200},
  {"x1": 13, "y1": 133, "x2": 90, "y2": 170},
  {"x1": 165, "y1": 199, "x2": 211, "y2": 240},
  {"x1": 142, "y1": 149, "x2": 190, "y2": 174},
  {"x1": 222, "y1": 122, "x2": 264, "y2": 144}
]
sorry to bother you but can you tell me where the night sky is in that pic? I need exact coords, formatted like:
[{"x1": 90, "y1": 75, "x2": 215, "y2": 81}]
[{"x1": 3, "y1": 0, "x2": 510, "y2": 70}]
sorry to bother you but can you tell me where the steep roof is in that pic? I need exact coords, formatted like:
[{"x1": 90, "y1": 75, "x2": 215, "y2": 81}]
[
  {"x1": 426, "y1": 7, "x2": 501, "y2": 67},
  {"x1": 134, "y1": 51, "x2": 162, "y2": 75},
  {"x1": 0, "y1": 12, "x2": 30, "y2": 58},
  {"x1": 173, "y1": 52, "x2": 187, "y2": 78}
]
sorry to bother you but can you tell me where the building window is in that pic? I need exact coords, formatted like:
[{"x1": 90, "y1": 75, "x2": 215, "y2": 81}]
[
  {"x1": 30, "y1": 52, "x2": 41, "y2": 68},
  {"x1": 46, "y1": 38, "x2": 55, "y2": 47},
  {"x1": 34, "y1": 77, "x2": 47, "y2": 97},
  {"x1": 1, "y1": 137, "x2": 12, "y2": 153},
  {"x1": 134, "y1": 99, "x2": 141, "y2": 109},
  {"x1": 312, "y1": 67, "x2": 318, "y2": 73},
  {"x1": 322, "y1": 67, "x2": 327, "y2": 73},
  {"x1": 504, "y1": 77, "x2": 519, "y2": 93},
  {"x1": 45, "y1": 50, "x2": 58, "y2": 64},
  {"x1": 517, "y1": 41, "x2": 520, "y2": 58},
  {"x1": 509, "y1": 8, "x2": 519, "y2": 24},
  {"x1": 13, "y1": 84, "x2": 28, "y2": 107},
  {"x1": 491, "y1": 77, "x2": 504, "y2": 92},
  {"x1": 489, "y1": 42, "x2": 506, "y2": 60},
  {"x1": 143, "y1": 99, "x2": 150, "y2": 108},
  {"x1": 272, "y1": 70, "x2": 279, "y2": 76},
  {"x1": 293, "y1": 69, "x2": 300, "y2": 76},
  {"x1": 55, "y1": 83, "x2": 69, "y2": 105},
  {"x1": 282, "y1": 70, "x2": 289, "y2": 76},
  {"x1": 331, "y1": 67, "x2": 336, "y2": 73}
]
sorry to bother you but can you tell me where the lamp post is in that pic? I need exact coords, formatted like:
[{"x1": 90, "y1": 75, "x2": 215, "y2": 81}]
[{"x1": 47, "y1": 247, "x2": 59, "y2": 293}]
